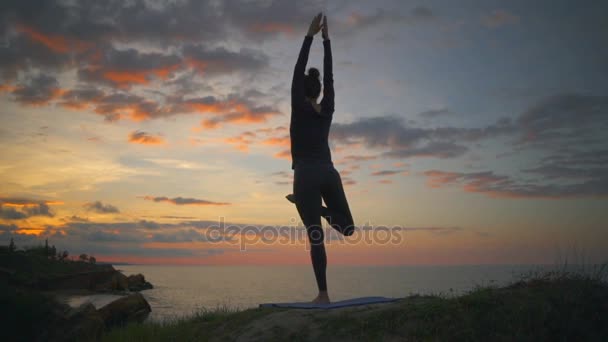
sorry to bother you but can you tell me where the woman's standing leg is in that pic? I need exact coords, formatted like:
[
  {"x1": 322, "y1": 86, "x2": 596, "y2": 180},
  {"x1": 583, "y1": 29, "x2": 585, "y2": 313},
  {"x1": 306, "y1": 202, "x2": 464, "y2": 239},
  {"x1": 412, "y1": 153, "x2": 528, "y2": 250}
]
[
  {"x1": 321, "y1": 167, "x2": 355, "y2": 236},
  {"x1": 294, "y1": 165, "x2": 330, "y2": 303}
]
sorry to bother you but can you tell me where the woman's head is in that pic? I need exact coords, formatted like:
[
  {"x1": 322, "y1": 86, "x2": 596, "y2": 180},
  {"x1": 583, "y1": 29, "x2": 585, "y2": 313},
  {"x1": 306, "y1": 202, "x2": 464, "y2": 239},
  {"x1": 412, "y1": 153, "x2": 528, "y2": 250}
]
[{"x1": 304, "y1": 67, "x2": 321, "y2": 100}]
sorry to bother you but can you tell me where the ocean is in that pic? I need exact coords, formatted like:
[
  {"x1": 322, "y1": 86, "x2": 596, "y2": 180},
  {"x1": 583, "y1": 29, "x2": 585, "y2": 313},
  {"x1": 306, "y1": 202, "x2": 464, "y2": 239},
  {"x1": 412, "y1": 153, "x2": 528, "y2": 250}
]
[{"x1": 67, "y1": 264, "x2": 550, "y2": 322}]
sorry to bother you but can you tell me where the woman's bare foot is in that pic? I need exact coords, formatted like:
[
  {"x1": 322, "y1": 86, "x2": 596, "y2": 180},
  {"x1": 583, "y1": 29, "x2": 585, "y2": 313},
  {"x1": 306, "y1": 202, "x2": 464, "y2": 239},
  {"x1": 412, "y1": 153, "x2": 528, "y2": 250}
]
[{"x1": 311, "y1": 291, "x2": 330, "y2": 304}]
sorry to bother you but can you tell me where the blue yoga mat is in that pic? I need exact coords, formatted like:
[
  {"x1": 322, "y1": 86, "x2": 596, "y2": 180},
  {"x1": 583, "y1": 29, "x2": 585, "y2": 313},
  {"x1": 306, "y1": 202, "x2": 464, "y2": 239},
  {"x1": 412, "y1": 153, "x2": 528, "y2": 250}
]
[{"x1": 259, "y1": 296, "x2": 401, "y2": 309}]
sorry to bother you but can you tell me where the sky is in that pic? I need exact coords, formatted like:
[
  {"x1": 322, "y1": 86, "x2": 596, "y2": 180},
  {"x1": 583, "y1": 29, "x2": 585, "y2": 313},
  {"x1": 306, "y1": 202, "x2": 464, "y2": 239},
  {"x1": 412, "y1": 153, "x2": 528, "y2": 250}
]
[{"x1": 1, "y1": 0, "x2": 607, "y2": 265}]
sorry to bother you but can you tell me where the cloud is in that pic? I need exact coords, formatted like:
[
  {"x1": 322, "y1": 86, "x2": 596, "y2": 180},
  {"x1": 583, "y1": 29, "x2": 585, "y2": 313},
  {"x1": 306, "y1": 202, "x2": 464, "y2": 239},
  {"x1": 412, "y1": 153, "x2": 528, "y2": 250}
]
[
  {"x1": 0, "y1": 0, "x2": 284, "y2": 130},
  {"x1": 331, "y1": 92, "x2": 607, "y2": 167},
  {"x1": 141, "y1": 196, "x2": 230, "y2": 206},
  {"x1": 270, "y1": 170, "x2": 293, "y2": 185},
  {"x1": 516, "y1": 93, "x2": 608, "y2": 147},
  {"x1": 83, "y1": 201, "x2": 120, "y2": 213},
  {"x1": 418, "y1": 108, "x2": 450, "y2": 118},
  {"x1": 224, "y1": 131, "x2": 257, "y2": 152},
  {"x1": 175, "y1": 94, "x2": 282, "y2": 129},
  {"x1": 337, "y1": 155, "x2": 378, "y2": 164},
  {"x1": 0, "y1": 197, "x2": 58, "y2": 219},
  {"x1": 370, "y1": 170, "x2": 407, "y2": 177},
  {"x1": 182, "y1": 44, "x2": 268, "y2": 76},
  {"x1": 341, "y1": 6, "x2": 435, "y2": 32},
  {"x1": 358, "y1": 224, "x2": 462, "y2": 235},
  {"x1": 78, "y1": 46, "x2": 181, "y2": 89},
  {"x1": 422, "y1": 169, "x2": 608, "y2": 199},
  {"x1": 481, "y1": 9, "x2": 519, "y2": 29},
  {"x1": 128, "y1": 130, "x2": 165, "y2": 145},
  {"x1": 331, "y1": 116, "x2": 514, "y2": 159},
  {"x1": 11, "y1": 73, "x2": 64, "y2": 105}
]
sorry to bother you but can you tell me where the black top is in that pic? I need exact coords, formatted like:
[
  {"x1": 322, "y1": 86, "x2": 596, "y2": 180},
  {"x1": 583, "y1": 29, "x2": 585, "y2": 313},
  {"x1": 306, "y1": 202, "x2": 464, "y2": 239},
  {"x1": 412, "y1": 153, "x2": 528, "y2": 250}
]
[{"x1": 290, "y1": 35, "x2": 335, "y2": 169}]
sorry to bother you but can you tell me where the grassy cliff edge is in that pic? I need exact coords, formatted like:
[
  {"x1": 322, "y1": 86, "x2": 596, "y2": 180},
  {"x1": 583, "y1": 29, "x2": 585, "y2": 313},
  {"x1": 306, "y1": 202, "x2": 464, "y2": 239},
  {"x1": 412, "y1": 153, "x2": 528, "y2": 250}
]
[{"x1": 103, "y1": 266, "x2": 608, "y2": 341}]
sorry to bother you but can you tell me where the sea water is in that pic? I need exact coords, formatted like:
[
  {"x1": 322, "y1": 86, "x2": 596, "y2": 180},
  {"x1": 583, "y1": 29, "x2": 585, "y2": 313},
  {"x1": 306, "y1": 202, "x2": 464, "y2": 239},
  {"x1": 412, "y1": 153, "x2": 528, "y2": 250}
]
[{"x1": 70, "y1": 264, "x2": 550, "y2": 322}]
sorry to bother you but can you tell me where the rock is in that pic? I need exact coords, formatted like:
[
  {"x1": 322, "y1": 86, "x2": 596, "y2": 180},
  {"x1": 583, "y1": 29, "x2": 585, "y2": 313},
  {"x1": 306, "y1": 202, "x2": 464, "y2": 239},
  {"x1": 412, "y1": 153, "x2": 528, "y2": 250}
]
[
  {"x1": 97, "y1": 292, "x2": 151, "y2": 329},
  {"x1": 39, "y1": 267, "x2": 130, "y2": 292},
  {"x1": 45, "y1": 302, "x2": 105, "y2": 342},
  {"x1": 94, "y1": 271, "x2": 129, "y2": 292},
  {"x1": 127, "y1": 273, "x2": 153, "y2": 291}
]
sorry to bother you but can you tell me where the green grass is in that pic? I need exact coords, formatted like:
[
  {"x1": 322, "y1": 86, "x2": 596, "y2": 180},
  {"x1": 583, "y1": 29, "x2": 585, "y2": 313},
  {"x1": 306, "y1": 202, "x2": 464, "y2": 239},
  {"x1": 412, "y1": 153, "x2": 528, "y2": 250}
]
[
  {"x1": 101, "y1": 264, "x2": 608, "y2": 341},
  {"x1": 101, "y1": 304, "x2": 280, "y2": 342},
  {"x1": 0, "y1": 281, "x2": 60, "y2": 341}
]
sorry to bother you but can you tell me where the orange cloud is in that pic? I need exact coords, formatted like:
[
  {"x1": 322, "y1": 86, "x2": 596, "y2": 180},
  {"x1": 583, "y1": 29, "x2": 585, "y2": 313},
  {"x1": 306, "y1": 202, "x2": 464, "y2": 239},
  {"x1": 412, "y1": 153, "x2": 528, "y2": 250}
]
[
  {"x1": 140, "y1": 195, "x2": 230, "y2": 206},
  {"x1": 249, "y1": 22, "x2": 295, "y2": 35},
  {"x1": 274, "y1": 149, "x2": 291, "y2": 160},
  {"x1": 16, "y1": 24, "x2": 92, "y2": 53},
  {"x1": 423, "y1": 170, "x2": 461, "y2": 188},
  {"x1": 103, "y1": 71, "x2": 149, "y2": 87},
  {"x1": 0, "y1": 84, "x2": 17, "y2": 92},
  {"x1": 101, "y1": 65, "x2": 179, "y2": 88},
  {"x1": 128, "y1": 130, "x2": 165, "y2": 145},
  {"x1": 190, "y1": 100, "x2": 281, "y2": 129},
  {"x1": 261, "y1": 136, "x2": 290, "y2": 147},
  {"x1": 1, "y1": 199, "x2": 64, "y2": 208},
  {"x1": 224, "y1": 131, "x2": 257, "y2": 152},
  {"x1": 15, "y1": 227, "x2": 46, "y2": 236}
]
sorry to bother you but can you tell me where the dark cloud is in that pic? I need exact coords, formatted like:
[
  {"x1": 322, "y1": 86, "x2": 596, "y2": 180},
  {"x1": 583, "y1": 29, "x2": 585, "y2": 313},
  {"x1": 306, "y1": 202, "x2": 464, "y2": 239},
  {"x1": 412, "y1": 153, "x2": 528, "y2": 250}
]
[
  {"x1": 358, "y1": 224, "x2": 461, "y2": 235},
  {"x1": 141, "y1": 196, "x2": 230, "y2": 206},
  {"x1": 128, "y1": 130, "x2": 165, "y2": 145},
  {"x1": 0, "y1": 197, "x2": 55, "y2": 219},
  {"x1": 221, "y1": 0, "x2": 323, "y2": 41},
  {"x1": 77, "y1": 46, "x2": 182, "y2": 88},
  {"x1": 418, "y1": 108, "x2": 450, "y2": 118},
  {"x1": 62, "y1": 215, "x2": 90, "y2": 222},
  {"x1": 0, "y1": 35, "x2": 69, "y2": 78},
  {"x1": 411, "y1": 6, "x2": 435, "y2": 19},
  {"x1": 370, "y1": 170, "x2": 407, "y2": 177},
  {"x1": 171, "y1": 93, "x2": 282, "y2": 128},
  {"x1": 383, "y1": 141, "x2": 468, "y2": 159},
  {"x1": 83, "y1": 200, "x2": 120, "y2": 213},
  {"x1": 338, "y1": 6, "x2": 436, "y2": 33},
  {"x1": 182, "y1": 44, "x2": 268, "y2": 75},
  {"x1": 0, "y1": 0, "x2": 224, "y2": 45},
  {"x1": 481, "y1": 9, "x2": 519, "y2": 29},
  {"x1": 0, "y1": 223, "x2": 19, "y2": 232},
  {"x1": 516, "y1": 93, "x2": 608, "y2": 147},
  {"x1": 331, "y1": 116, "x2": 513, "y2": 159},
  {"x1": 423, "y1": 169, "x2": 608, "y2": 199},
  {"x1": 11, "y1": 73, "x2": 61, "y2": 105},
  {"x1": 0, "y1": 206, "x2": 27, "y2": 220}
]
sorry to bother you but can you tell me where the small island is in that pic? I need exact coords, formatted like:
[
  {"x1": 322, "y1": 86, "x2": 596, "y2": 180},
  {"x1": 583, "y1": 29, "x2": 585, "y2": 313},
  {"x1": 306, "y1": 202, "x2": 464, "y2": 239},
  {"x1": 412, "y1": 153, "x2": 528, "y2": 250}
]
[{"x1": 1, "y1": 238, "x2": 153, "y2": 341}]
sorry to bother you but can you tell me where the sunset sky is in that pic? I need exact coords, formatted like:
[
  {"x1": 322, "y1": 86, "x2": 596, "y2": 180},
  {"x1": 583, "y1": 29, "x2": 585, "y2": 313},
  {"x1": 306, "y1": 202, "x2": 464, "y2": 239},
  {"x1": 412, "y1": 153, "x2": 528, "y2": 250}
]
[{"x1": 1, "y1": 0, "x2": 607, "y2": 265}]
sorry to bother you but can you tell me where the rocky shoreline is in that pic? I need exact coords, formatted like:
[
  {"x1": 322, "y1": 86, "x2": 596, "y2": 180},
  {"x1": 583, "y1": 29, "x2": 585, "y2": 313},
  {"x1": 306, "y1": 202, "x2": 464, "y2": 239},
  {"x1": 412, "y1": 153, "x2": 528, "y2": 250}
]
[{"x1": 1, "y1": 246, "x2": 155, "y2": 341}]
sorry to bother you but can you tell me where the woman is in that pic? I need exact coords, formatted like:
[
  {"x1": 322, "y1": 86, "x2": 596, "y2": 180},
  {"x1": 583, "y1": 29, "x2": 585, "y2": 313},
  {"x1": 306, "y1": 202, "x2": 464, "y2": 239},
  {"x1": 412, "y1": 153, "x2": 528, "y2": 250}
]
[{"x1": 286, "y1": 13, "x2": 355, "y2": 304}]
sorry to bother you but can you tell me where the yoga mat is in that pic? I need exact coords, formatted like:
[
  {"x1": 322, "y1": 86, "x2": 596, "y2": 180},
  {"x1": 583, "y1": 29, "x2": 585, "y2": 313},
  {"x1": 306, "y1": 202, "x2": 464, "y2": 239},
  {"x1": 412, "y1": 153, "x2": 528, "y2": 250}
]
[{"x1": 259, "y1": 296, "x2": 400, "y2": 309}]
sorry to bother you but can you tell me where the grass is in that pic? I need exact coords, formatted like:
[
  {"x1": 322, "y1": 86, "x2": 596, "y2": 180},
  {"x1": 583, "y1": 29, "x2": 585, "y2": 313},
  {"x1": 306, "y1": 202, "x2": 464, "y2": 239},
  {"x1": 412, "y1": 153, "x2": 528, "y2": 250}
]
[
  {"x1": 101, "y1": 263, "x2": 608, "y2": 341},
  {"x1": 0, "y1": 281, "x2": 61, "y2": 341},
  {"x1": 101, "y1": 304, "x2": 279, "y2": 342}
]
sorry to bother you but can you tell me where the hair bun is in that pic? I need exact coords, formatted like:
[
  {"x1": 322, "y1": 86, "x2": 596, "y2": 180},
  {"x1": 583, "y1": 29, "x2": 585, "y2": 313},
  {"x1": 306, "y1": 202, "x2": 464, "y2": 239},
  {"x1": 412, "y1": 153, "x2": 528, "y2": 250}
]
[{"x1": 307, "y1": 67, "x2": 320, "y2": 80}]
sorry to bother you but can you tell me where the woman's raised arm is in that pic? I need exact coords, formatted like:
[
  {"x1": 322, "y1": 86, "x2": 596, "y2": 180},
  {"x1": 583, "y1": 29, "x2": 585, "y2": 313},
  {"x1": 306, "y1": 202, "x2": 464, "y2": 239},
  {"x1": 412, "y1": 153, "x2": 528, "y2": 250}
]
[
  {"x1": 292, "y1": 13, "x2": 323, "y2": 108},
  {"x1": 319, "y1": 15, "x2": 334, "y2": 117}
]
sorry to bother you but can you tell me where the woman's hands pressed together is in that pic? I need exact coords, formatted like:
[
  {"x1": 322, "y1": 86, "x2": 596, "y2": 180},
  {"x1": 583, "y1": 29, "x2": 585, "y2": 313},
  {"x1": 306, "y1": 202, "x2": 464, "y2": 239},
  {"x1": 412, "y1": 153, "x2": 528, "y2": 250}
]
[{"x1": 307, "y1": 12, "x2": 323, "y2": 37}]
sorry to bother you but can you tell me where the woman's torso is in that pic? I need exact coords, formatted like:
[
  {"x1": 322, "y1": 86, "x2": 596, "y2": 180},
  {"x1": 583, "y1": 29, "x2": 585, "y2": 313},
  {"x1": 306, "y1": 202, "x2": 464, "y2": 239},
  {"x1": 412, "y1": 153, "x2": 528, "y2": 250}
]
[{"x1": 289, "y1": 100, "x2": 333, "y2": 169}]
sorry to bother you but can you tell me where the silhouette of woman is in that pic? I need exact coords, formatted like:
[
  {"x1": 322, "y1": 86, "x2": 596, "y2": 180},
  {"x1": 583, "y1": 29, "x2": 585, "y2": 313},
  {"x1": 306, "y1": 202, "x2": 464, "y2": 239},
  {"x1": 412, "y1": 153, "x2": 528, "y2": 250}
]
[{"x1": 286, "y1": 13, "x2": 355, "y2": 304}]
